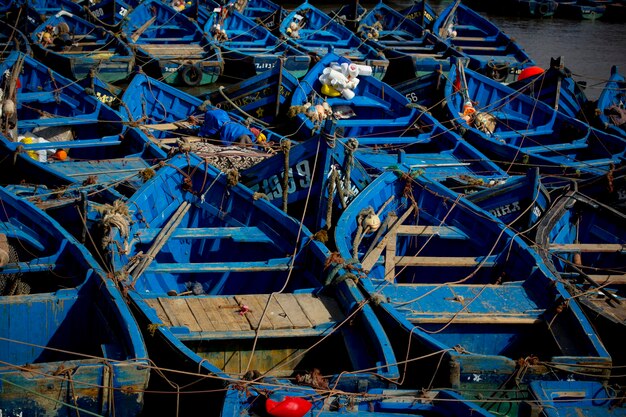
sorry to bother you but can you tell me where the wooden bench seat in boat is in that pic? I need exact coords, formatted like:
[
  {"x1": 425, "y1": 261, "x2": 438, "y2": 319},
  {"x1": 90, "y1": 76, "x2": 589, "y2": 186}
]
[
  {"x1": 133, "y1": 226, "x2": 274, "y2": 244},
  {"x1": 448, "y1": 25, "x2": 489, "y2": 37},
  {"x1": 138, "y1": 44, "x2": 204, "y2": 56},
  {"x1": 560, "y1": 272, "x2": 626, "y2": 285},
  {"x1": 457, "y1": 45, "x2": 507, "y2": 53},
  {"x1": 17, "y1": 137, "x2": 122, "y2": 151},
  {"x1": 18, "y1": 115, "x2": 99, "y2": 129},
  {"x1": 549, "y1": 243, "x2": 626, "y2": 253},
  {"x1": 394, "y1": 254, "x2": 498, "y2": 267},
  {"x1": 565, "y1": 158, "x2": 618, "y2": 168},
  {"x1": 389, "y1": 283, "x2": 546, "y2": 324},
  {"x1": 451, "y1": 36, "x2": 492, "y2": 42},
  {"x1": 523, "y1": 141, "x2": 588, "y2": 154},
  {"x1": 397, "y1": 225, "x2": 470, "y2": 240},
  {"x1": 145, "y1": 256, "x2": 294, "y2": 274},
  {"x1": 144, "y1": 293, "x2": 344, "y2": 336},
  {"x1": 0, "y1": 260, "x2": 58, "y2": 275},
  {"x1": 52, "y1": 157, "x2": 152, "y2": 181}
]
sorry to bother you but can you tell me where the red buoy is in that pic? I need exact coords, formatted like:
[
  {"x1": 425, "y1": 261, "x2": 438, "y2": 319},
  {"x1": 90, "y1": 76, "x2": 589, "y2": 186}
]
[
  {"x1": 265, "y1": 396, "x2": 313, "y2": 417},
  {"x1": 518, "y1": 66, "x2": 544, "y2": 81}
]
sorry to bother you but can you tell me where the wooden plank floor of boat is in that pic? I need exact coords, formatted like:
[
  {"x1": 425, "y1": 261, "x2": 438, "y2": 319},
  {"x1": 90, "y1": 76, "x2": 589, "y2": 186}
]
[{"x1": 145, "y1": 293, "x2": 344, "y2": 332}]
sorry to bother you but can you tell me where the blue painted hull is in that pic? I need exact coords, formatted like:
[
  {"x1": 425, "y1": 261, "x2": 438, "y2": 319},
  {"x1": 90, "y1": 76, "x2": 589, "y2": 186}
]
[
  {"x1": 335, "y1": 170, "x2": 611, "y2": 415},
  {"x1": 204, "y1": 64, "x2": 300, "y2": 129},
  {"x1": 242, "y1": 136, "x2": 373, "y2": 232},
  {"x1": 104, "y1": 153, "x2": 399, "y2": 413},
  {"x1": 596, "y1": 65, "x2": 626, "y2": 139},
  {"x1": 0, "y1": 52, "x2": 167, "y2": 199},
  {"x1": 335, "y1": 2, "x2": 458, "y2": 83},
  {"x1": 465, "y1": 168, "x2": 551, "y2": 232},
  {"x1": 120, "y1": 72, "x2": 284, "y2": 148},
  {"x1": 289, "y1": 52, "x2": 416, "y2": 139},
  {"x1": 445, "y1": 62, "x2": 626, "y2": 187},
  {"x1": 529, "y1": 381, "x2": 626, "y2": 416},
  {"x1": 508, "y1": 57, "x2": 590, "y2": 121},
  {"x1": 433, "y1": 2, "x2": 535, "y2": 83},
  {"x1": 280, "y1": 2, "x2": 389, "y2": 80},
  {"x1": 535, "y1": 190, "x2": 626, "y2": 368},
  {"x1": 201, "y1": 6, "x2": 310, "y2": 80},
  {"x1": 30, "y1": 11, "x2": 134, "y2": 83},
  {"x1": 0, "y1": 186, "x2": 150, "y2": 416},
  {"x1": 122, "y1": 0, "x2": 223, "y2": 87}
]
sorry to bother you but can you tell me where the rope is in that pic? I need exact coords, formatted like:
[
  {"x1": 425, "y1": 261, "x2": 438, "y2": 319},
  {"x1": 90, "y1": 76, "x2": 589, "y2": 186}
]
[
  {"x1": 129, "y1": 200, "x2": 191, "y2": 286},
  {"x1": 343, "y1": 138, "x2": 358, "y2": 201},
  {"x1": 281, "y1": 139, "x2": 291, "y2": 213},
  {"x1": 217, "y1": 86, "x2": 269, "y2": 126},
  {"x1": 326, "y1": 166, "x2": 338, "y2": 228}
]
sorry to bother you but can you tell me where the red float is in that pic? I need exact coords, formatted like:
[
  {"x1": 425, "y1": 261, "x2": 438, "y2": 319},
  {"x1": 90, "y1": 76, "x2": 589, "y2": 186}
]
[
  {"x1": 265, "y1": 396, "x2": 313, "y2": 417},
  {"x1": 518, "y1": 66, "x2": 544, "y2": 81}
]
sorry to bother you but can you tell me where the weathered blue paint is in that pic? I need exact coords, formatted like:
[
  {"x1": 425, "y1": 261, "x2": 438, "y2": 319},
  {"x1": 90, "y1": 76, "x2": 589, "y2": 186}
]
[{"x1": 0, "y1": 186, "x2": 150, "y2": 417}]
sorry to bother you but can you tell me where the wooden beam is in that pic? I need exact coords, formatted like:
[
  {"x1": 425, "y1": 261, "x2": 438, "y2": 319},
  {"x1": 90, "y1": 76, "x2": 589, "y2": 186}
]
[
  {"x1": 409, "y1": 314, "x2": 543, "y2": 324},
  {"x1": 587, "y1": 274, "x2": 626, "y2": 286},
  {"x1": 395, "y1": 256, "x2": 495, "y2": 267},
  {"x1": 549, "y1": 243, "x2": 625, "y2": 253},
  {"x1": 360, "y1": 206, "x2": 415, "y2": 272}
]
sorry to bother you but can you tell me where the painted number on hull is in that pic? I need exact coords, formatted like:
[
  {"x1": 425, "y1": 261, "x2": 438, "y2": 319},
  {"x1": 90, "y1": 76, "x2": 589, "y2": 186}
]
[
  {"x1": 257, "y1": 160, "x2": 312, "y2": 199},
  {"x1": 489, "y1": 201, "x2": 521, "y2": 218}
]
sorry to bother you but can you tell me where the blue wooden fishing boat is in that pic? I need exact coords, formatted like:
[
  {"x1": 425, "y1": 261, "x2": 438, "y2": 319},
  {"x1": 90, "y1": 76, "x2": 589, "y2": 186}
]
[
  {"x1": 30, "y1": 11, "x2": 135, "y2": 83},
  {"x1": 528, "y1": 381, "x2": 626, "y2": 416},
  {"x1": 279, "y1": 2, "x2": 389, "y2": 81},
  {"x1": 337, "y1": 1, "x2": 460, "y2": 82},
  {"x1": 397, "y1": 1, "x2": 439, "y2": 31},
  {"x1": 103, "y1": 153, "x2": 400, "y2": 414},
  {"x1": 121, "y1": 0, "x2": 223, "y2": 86},
  {"x1": 596, "y1": 65, "x2": 626, "y2": 139},
  {"x1": 120, "y1": 71, "x2": 282, "y2": 153},
  {"x1": 83, "y1": 0, "x2": 133, "y2": 32},
  {"x1": 287, "y1": 52, "x2": 507, "y2": 188},
  {"x1": 0, "y1": 52, "x2": 167, "y2": 198},
  {"x1": 0, "y1": 185, "x2": 150, "y2": 416},
  {"x1": 465, "y1": 168, "x2": 551, "y2": 233},
  {"x1": 334, "y1": 170, "x2": 611, "y2": 416},
  {"x1": 508, "y1": 57, "x2": 592, "y2": 121},
  {"x1": 433, "y1": 1, "x2": 535, "y2": 83},
  {"x1": 535, "y1": 189, "x2": 626, "y2": 372},
  {"x1": 445, "y1": 60, "x2": 626, "y2": 187},
  {"x1": 230, "y1": 0, "x2": 285, "y2": 34},
  {"x1": 242, "y1": 136, "x2": 373, "y2": 233},
  {"x1": 288, "y1": 52, "x2": 416, "y2": 139},
  {"x1": 204, "y1": 63, "x2": 300, "y2": 130},
  {"x1": 222, "y1": 384, "x2": 497, "y2": 417},
  {"x1": 201, "y1": 4, "x2": 310, "y2": 80}
]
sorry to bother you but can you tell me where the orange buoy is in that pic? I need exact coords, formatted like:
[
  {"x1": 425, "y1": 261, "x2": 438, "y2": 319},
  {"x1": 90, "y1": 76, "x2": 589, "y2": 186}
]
[
  {"x1": 54, "y1": 149, "x2": 68, "y2": 160},
  {"x1": 518, "y1": 66, "x2": 544, "y2": 81}
]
